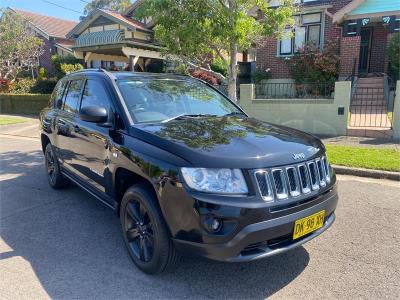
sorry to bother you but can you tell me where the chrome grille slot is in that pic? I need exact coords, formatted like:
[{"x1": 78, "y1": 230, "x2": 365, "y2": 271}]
[
  {"x1": 298, "y1": 164, "x2": 311, "y2": 194},
  {"x1": 272, "y1": 169, "x2": 288, "y2": 200},
  {"x1": 307, "y1": 161, "x2": 319, "y2": 190},
  {"x1": 286, "y1": 167, "x2": 300, "y2": 197},
  {"x1": 316, "y1": 158, "x2": 326, "y2": 187},
  {"x1": 254, "y1": 171, "x2": 273, "y2": 201},
  {"x1": 322, "y1": 156, "x2": 331, "y2": 183},
  {"x1": 253, "y1": 155, "x2": 331, "y2": 202}
]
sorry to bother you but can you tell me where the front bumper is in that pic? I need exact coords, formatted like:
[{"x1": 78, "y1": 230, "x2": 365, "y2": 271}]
[{"x1": 173, "y1": 185, "x2": 338, "y2": 262}]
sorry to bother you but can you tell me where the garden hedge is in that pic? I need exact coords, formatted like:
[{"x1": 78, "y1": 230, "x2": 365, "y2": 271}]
[{"x1": 0, "y1": 93, "x2": 50, "y2": 115}]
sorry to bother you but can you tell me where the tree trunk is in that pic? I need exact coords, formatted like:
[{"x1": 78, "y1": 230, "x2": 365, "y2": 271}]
[{"x1": 228, "y1": 42, "x2": 238, "y2": 102}]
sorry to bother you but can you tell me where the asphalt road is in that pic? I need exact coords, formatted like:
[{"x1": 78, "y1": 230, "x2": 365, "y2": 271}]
[{"x1": 1, "y1": 124, "x2": 399, "y2": 299}]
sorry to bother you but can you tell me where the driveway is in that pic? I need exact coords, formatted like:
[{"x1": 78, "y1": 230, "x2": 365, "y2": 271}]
[{"x1": 1, "y1": 122, "x2": 399, "y2": 299}]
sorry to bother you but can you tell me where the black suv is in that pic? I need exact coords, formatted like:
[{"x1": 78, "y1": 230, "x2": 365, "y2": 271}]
[{"x1": 40, "y1": 69, "x2": 338, "y2": 274}]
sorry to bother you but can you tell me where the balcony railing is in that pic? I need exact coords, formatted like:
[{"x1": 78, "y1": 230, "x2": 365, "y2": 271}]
[{"x1": 255, "y1": 82, "x2": 335, "y2": 99}]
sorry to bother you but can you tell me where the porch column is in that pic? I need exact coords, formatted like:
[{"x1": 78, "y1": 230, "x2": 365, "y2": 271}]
[
  {"x1": 128, "y1": 55, "x2": 140, "y2": 71},
  {"x1": 339, "y1": 36, "x2": 361, "y2": 79}
]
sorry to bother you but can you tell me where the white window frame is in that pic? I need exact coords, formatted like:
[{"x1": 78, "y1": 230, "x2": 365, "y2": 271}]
[{"x1": 277, "y1": 11, "x2": 325, "y2": 57}]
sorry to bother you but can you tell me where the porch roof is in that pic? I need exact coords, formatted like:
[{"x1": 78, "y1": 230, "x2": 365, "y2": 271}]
[
  {"x1": 333, "y1": 0, "x2": 400, "y2": 23},
  {"x1": 348, "y1": 0, "x2": 399, "y2": 16}
]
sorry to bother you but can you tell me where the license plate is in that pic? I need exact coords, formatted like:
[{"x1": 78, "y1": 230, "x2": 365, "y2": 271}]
[{"x1": 293, "y1": 210, "x2": 325, "y2": 240}]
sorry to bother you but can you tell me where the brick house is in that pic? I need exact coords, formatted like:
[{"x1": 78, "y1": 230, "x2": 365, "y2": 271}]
[
  {"x1": 256, "y1": 0, "x2": 400, "y2": 80},
  {"x1": 8, "y1": 8, "x2": 77, "y2": 75}
]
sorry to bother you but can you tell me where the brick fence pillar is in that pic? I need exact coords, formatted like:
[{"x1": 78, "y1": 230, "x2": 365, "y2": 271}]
[{"x1": 339, "y1": 36, "x2": 361, "y2": 79}]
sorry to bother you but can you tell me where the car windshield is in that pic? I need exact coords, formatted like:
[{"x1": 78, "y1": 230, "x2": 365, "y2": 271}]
[{"x1": 117, "y1": 78, "x2": 242, "y2": 124}]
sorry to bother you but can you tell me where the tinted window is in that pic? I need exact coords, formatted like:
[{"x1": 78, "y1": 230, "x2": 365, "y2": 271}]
[
  {"x1": 80, "y1": 79, "x2": 110, "y2": 111},
  {"x1": 49, "y1": 80, "x2": 66, "y2": 108},
  {"x1": 117, "y1": 79, "x2": 241, "y2": 123},
  {"x1": 63, "y1": 79, "x2": 84, "y2": 113}
]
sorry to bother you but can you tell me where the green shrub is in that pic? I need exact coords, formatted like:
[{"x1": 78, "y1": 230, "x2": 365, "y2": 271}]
[
  {"x1": 8, "y1": 78, "x2": 57, "y2": 94},
  {"x1": 9, "y1": 78, "x2": 36, "y2": 94},
  {"x1": 51, "y1": 54, "x2": 83, "y2": 79},
  {"x1": 251, "y1": 68, "x2": 271, "y2": 83},
  {"x1": 30, "y1": 79, "x2": 57, "y2": 94},
  {"x1": 60, "y1": 63, "x2": 83, "y2": 75},
  {"x1": 285, "y1": 40, "x2": 339, "y2": 85},
  {"x1": 210, "y1": 57, "x2": 228, "y2": 77},
  {"x1": 38, "y1": 67, "x2": 48, "y2": 79},
  {"x1": 0, "y1": 93, "x2": 50, "y2": 115},
  {"x1": 388, "y1": 33, "x2": 400, "y2": 81}
]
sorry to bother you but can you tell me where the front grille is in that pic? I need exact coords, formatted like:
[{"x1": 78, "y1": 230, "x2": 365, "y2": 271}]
[{"x1": 254, "y1": 155, "x2": 331, "y2": 202}]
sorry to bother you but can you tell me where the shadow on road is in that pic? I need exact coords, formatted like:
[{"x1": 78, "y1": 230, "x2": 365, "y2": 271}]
[{"x1": 1, "y1": 149, "x2": 309, "y2": 299}]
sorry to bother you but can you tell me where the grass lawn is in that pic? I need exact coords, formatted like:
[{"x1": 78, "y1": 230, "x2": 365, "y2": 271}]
[
  {"x1": 326, "y1": 145, "x2": 400, "y2": 172},
  {"x1": 0, "y1": 116, "x2": 27, "y2": 126}
]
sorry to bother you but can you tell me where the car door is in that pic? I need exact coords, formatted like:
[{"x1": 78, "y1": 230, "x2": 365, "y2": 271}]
[
  {"x1": 69, "y1": 77, "x2": 113, "y2": 193},
  {"x1": 55, "y1": 78, "x2": 85, "y2": 169}
]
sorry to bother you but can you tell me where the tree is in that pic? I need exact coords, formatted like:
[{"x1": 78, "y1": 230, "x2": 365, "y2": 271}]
[
  {"x1": 137, "y1": 0, "x2": 295, "y2": 101},
  {"x1": 83, "y1": 0, "x2": 132, "y2": 15},
  {"x1": 0, "y1": 9, "x2": 44, "y2": 81}
]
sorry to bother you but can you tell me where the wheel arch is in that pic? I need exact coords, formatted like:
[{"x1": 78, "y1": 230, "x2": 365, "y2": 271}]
[
  {"x1": 41, "y1": 134, "x2": 51, "y2": 153},
  {"x1": 114, "y1": 167, "x2": 160, "y2": 215}
]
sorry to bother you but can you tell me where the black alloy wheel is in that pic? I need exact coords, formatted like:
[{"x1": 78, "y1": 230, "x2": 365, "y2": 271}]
[
  {"x1": 120, "y1": 185, "x2": 180, "y2": 274},
  {"x1": 45, "y1": 147, "x2": 56, "y2": 185},
  {"x1": 124, "y1": 199, "x2": 154, "y2": 262},
  {"x1": 44, "y1": 143, "x2": 69, "y2": 189}
]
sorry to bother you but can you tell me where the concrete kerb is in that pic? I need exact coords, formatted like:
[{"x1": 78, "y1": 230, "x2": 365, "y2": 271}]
[{"x1": 333, "y1": 165, "x2": 400, "y2": 181}]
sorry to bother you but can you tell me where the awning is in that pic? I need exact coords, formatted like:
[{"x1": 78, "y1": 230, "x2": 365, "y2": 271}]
[
  {"x1": 348, "y1": 0, "x2": 399, "y2": 16},
  {"x1": 333, "y1": 0, "x2": 400, "y2": 23},
  {"x1": 75, "y1": 30, "x2": 124, "y2": 47}
]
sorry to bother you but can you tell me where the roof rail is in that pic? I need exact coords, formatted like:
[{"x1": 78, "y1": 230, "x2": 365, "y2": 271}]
[{"x1": 68, "y1": 68, "x2": 117, "y2": 80}]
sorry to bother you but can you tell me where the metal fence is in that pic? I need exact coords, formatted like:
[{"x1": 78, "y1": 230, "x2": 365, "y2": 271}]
[{"x1": 255, "y1": 82, "x2": 334, "y2": 99}]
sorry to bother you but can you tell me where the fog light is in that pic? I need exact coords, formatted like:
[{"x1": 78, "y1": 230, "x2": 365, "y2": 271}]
[{"x1": 204, "y1": 216, "x2": 222, "y2": 233}]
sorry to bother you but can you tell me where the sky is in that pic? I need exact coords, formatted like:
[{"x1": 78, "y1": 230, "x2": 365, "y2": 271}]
[{"x1": 0, "y1": 0, "x2": 89, "y2": 21}]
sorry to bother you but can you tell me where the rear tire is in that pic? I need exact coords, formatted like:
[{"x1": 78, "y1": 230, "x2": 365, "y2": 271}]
[
  {"x1": 44, "y1": 143, "x2": 69, "y2": 189},
  {"x1": 120, "y1": 184, "x2": 180, "y2": 274}
]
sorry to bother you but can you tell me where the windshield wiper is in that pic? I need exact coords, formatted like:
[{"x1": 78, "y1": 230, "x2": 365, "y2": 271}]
[{"x1": 161, "y1": 114, "x2": 217, "y2": 123}]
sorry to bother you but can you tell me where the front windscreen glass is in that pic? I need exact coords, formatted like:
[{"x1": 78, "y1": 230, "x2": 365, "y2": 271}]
[{"x1": 117, "y1": 78, "x2": 241, "y2": 123}]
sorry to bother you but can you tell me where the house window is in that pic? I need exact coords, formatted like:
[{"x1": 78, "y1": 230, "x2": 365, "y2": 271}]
[{"x1": 278, "y1": 12, "x2": 322, "y2": 56}]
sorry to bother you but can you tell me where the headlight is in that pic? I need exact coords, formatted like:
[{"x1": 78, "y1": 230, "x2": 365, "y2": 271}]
[{"x1": 181, "y1": 168, "x2": 248, "y2": 194}]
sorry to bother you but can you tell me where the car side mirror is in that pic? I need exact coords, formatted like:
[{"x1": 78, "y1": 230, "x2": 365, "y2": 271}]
[{"x1": 80, "y1": 106, "x2": 108, "y2": 124}]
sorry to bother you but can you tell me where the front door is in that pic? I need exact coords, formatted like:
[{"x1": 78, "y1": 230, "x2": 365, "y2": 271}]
[
  {"x1": 358, "y1": 28, "x2": 372, "y2": 74},
  {"x1": 70, "y1": 77, "x2": 114, "y2": 194}
]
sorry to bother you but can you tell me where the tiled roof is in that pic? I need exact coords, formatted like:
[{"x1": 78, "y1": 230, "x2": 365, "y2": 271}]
[
  {"x1": 100, "y1": 9, "x2": 151, "y2": 32},
  {"x1": 54, "y1": 39, "x2": 75, "y2": 51},
  {"x1": 12, "y1": 8, "x2": 77, "y2": 38}
]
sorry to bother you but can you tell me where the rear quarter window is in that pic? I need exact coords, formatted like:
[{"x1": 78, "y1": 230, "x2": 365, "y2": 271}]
[
  {"x1": 63, "y1": 79, "x2": 84, "y2": 113},
  {"x1": 49, "y1": 80, "x2": 67, "y2": 108}
]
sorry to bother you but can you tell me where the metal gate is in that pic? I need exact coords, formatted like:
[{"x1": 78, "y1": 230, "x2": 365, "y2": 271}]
[{"x1": 349, "y1": 76, "x2": 394, "y2": 128}]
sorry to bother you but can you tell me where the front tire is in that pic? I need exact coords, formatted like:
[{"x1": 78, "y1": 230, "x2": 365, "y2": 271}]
[
  {"x1": 120, "y1": 184, "x2": 180, "y2": 274},
  {"x1": 44, "y1": 143, "x2": 69, "y2": 189}
]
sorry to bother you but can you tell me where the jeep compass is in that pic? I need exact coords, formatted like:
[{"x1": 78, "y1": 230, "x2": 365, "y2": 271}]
[{"x1": 40, "y1": 69, "x2": 338, "y2": 274}]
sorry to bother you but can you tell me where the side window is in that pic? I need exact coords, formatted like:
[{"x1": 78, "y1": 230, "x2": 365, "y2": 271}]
[
  {"x1": 80, "y1": 79, "x2": 111, "y2": 111},
  {"x1": 63, "y1": 79, "x2": 84, "y2": 113},
  {"x1": 49, "y1": 80, "x2": 66, "y2": 108}
]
